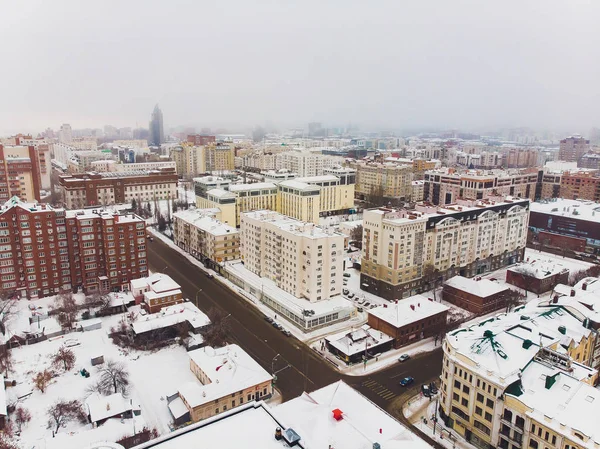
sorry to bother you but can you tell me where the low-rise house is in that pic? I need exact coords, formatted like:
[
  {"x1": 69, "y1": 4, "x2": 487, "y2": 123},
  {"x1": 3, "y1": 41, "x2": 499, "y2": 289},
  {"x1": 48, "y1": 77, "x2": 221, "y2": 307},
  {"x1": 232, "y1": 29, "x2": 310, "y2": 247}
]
[
  {"x1": 325, "y1": 325, "x2": 394, "y2": 364},
  {"x1": 176, "y1": 344, "x2": 272, "y2": 423},
  {"x1": 443, "y1": 276, "x2": 510, "y2": 314},
  {"x1": 85, "y1": 393, "x2": 139, "y2": 427},
  {"x1": 367, "y1": 295, "x2": 449, "y2": 348},
  {"x1": 506, "y1": 258, "x2": 569, "y2": 294},
  {"x1": 130, "y1": 273, "x2": 183, "y2": 313},
  {"x1": 130, "y1": 302, "x2": 210, "y2": 341}
]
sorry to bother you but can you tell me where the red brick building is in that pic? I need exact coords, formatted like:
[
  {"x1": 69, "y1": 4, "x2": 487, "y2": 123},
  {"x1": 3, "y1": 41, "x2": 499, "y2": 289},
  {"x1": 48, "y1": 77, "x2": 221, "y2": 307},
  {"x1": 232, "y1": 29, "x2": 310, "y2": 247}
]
[
  {"x1": 442, "y1": 276, "x2": 510, "y2": 314},
  {"x1": 367, "y1": 295, "x2": 448, "y2": 348},
  {"x1": 59, "y1": 168, "x2": 178, "y2": 208},
  {"x1": 0, "y1": 197, "x2": 147, "y2": 299},
  {"x1": 560, "y1": 171, "x2": 600, "y2": 202},
  {"x1": 187, "y1": 135, "x2": 216, "y2": 146},
  {"x1": 0, "y1": 144, "x2": 45, "y2": 202},
  {"x1": 506, "y1": 261, "x2": 569, "y2": 295}
]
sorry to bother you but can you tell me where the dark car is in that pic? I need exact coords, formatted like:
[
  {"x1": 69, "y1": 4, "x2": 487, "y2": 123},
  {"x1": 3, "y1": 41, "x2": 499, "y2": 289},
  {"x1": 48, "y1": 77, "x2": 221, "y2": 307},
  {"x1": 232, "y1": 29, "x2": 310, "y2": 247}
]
[
  {"x1": 264, "y1": 316, "x2": 273, "y2": 323},
  {"x1": 421, "y1": 384, "x2": 432, "y2": 397},
  {"x1": 399, "y1": 376, "x2": 414, "y2": 387},
  {"x1": 272, "y1": 322, "x2": 282, "y2": 330},
  {"x1": 429, "y1": 382, "x2": 438, "y2": 395}
]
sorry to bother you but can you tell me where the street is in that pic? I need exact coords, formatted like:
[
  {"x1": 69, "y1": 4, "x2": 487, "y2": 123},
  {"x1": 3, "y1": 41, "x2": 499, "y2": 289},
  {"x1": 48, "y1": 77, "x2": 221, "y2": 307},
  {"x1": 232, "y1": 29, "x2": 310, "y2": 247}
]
[{"x1": 147, "y1": 237, "x2": 443, "y2": 412}]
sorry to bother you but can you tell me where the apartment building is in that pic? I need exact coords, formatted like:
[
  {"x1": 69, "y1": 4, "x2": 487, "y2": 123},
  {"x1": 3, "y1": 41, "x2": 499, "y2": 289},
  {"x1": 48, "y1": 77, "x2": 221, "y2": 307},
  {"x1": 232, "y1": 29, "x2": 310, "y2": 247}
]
[
  {"x1": 170, "y1": 144, "x2": 206, "y2": 178},
  {"x1": 173, "y1": 208, "x2": 240, "y2": 264},
  {"x1": 347, "y1": 160, "x2": 414, "y2": 201},
  {"x1": 71, "y1": 138, "x2": 98, "y2": 151},
  {"x1": 186, "y1": 134, "x2": 216, "y2": 146},
  {"x1": 578, "y1": 152, "x2": 600, "y2": 170},
  {"x1": 277, "y1": 180, "x2": 320, "y2": 224},
  {"x1": 59, "y1": 168, "x2": 178, "y2": 208},
  {"x1": 0, "y1": 197, "x2": 147, "y2": 299},
  {"x1": 559, "y1": 136, "x2": 590, "y2": 162},
  {"x1": 0, "y1": 144, "x2": 47, "y2": 202},
  {"x1": 424, "y1": 168, "x2": 542, "y2": 205},
  {"x1": 361, "y1": 198, "x2": 529, "y2": 299},
  {"x1": 239, "y1": 152, "x2": 277, "y2": 171},
  {"x1": 205, "y1": 142, "x2": 235, "y2": 173},
  {"x1": 440, "y1": 304, "x2": 599, "y2": 449},
  {"x1": 454, "y1": 151, "x2": 502, "y2": 169},
  {"x1": 112, "y1": 139, "x2": 148, "y2": 148},
  {"x1": 560, "y1": 170, "x2": 600, "y2": 201},
  {"x1": 240, "y1": 210, "x2": 344, "y2": 302},
  {"x1": 502, "y1": 147, "x2": 540, "y2": 168},
  {"x1": 275, "y1": 150, "x2": 343, "y2": 176},
  {"x1": 295, "y1": 175, "x2": 354, "y2": 214},
  {"x1": 262, "y1": 169, "x2": 298, "y2": 184}
]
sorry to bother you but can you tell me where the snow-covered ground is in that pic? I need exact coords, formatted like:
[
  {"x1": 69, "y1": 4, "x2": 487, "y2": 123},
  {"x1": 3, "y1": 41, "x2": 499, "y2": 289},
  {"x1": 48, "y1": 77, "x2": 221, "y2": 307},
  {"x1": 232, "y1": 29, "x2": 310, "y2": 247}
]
[{"x1": 5, "y1": 297, "x2": 198, "y2": 449}]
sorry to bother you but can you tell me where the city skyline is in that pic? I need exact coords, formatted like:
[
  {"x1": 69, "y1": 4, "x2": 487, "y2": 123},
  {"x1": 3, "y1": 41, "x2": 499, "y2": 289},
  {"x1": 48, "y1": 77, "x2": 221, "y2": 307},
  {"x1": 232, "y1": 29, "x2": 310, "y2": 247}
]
[{"x1": 1, "y1": 1, "x2": 600, "y2": 136}]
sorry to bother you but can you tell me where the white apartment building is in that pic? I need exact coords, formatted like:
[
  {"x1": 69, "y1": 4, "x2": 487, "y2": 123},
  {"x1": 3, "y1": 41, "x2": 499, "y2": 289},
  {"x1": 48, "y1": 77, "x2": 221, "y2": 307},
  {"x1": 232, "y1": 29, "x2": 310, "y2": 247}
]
[
  {"x1": 262, "y1": 169, "x2": 298, "y2": 184},
  {"x1": 112, "y1": 139, "x2": 148, "y2": 148},
  {"x1": 71, "y1": 138, "x2": 98, "y2": 151},
  {"x1": 275, "y1": 150, "x2": 344, "y2": 176},
  {"x1": 90, "y1": 159, "x2": 177, "y2": 173},
  {"x1": 59, "y1": 124, "x2": 72, "y2": 144},
  {"x1": 361, "y1": 198, "x2": 529, "y2": 299},
  {"x1": 240, "y1": 210, "x2": 344, "y2": 302},
  {"x1": 173, "y1": 209, "x2": 240, "y2": 264}
]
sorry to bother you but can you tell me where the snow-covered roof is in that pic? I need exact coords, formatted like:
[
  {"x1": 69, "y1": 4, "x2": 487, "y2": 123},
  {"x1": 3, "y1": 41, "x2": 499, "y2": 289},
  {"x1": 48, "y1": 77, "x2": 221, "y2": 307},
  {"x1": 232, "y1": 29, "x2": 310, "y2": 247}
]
[
  {"x1": 241, "y1": 210, "x2": 344, "y2": 239},
  {"x1": 274, "y1": 381, "x2": 432, "y2": 449},
  {"x1": 228, "y1": 182, "x2": 277, "y2": 192},
  {"x1": 132, "y1": 273, "x2": 180, "y2": 294},
  {"x1": 530, "y1": 199, "x2": 600, "y2": 223},
  {"x1": 85, "y1": 393, "x2": 133, "y2": 423},
  {"x1": 206, "y1": 188, "x2": 235, "y2": 199},
  {"x1": 173, "y1": 210, "x2": 238, "y2": 237},
  {"x1": 167, "y1": 397, "x2": 188, "y2": 420},
  {"x1": 326, "y1": 325, "x2": 394, "y2": 356},
  {"x1": 509, "y1": 258, "x2": 570, "y2": 279},
  {"x1": 368, "y1": 295, "x2": 449, "y2": 329},
  {"x1": 131, "y1": 302, "x2": 210, "y2": 334},
  {"x1": 144, "y1": 289, "x2": 182, "y2": 302},
  {"x1": 278, "y1": 180, "x2": 320, "y2": 192},
  {"x1": 445, "y1": 276, "x2": 509, "y2": 297},
  {"x1": 295, "y1": 175, "x2": 339, "y2": 183},
  {"x1": 507, "y1": 360, "x2": 600, "y2": 446},
  {"x1": 178, "y1": 344, "x2": 272, "y2": 408}
]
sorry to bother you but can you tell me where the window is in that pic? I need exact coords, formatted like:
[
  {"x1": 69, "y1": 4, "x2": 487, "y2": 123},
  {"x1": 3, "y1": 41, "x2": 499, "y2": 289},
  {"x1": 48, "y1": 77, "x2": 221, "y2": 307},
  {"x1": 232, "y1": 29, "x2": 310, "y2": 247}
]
[
  {"x1": 475, "y1": 406, "x2": 483, "y2": 416},
  {"x1": 484, "y1": 412, "x2": 492, "y2": 422},
  {"x1": 486, "y1": 398, "x2": 494, "y2": 408},
  {"x1": 476, "y1": 393, "x2": 484, "y2": 403},
  {"x1": 528, "y1": 438, "x2": 538, "y2": 449},
  {"x1": 462, "y1": 385, "x2": 470, "y2": 394}
]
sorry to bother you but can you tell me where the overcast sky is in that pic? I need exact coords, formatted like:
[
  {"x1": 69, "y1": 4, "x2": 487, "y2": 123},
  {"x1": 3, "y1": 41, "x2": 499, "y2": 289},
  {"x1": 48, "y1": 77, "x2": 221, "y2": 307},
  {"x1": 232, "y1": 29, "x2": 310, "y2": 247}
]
[{"x1": 1, "y1": 0, "x2": 599, "y2": 135}]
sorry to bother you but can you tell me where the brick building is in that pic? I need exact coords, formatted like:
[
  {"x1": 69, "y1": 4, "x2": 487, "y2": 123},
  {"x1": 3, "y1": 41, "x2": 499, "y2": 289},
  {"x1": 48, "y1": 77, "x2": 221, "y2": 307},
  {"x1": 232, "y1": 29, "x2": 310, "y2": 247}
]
[
  {"x1": 0, "y1": 197, "x2": 147, "y2": 299},
  {"x1": 559, "y1": 171, "x2": 600, "y2": 201},
  {"x1": 0, "y1": 143, "x2": 48, "y2": 202},
  {"x1": 506, "y1": 260, "x2": 569, "y2": 294},
  {"x1": 367, "y1": 295, "x2": 448, "y2": 348},
  {"x1": 558, "y1": 136, "x2": 590, "y2": 162},
  {"x1": 187, "y1": 134, "x2": 216, "y2": 146},
  {"x1": 59, "y1": 168, "x2": 178, "y2": 208},
  {"x1": 442, "y1": 276, "x2": 510, "y2": 314},
  {"x1": 130, "y1": 273, "x2": 183, "y2": 313}
]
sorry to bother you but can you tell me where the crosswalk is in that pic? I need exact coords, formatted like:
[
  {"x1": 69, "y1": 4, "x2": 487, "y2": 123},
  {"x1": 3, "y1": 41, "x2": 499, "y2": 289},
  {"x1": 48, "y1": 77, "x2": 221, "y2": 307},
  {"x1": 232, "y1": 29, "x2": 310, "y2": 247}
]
[{"x1": 361, "y1": 379, "x2": 397, "y2": 401}]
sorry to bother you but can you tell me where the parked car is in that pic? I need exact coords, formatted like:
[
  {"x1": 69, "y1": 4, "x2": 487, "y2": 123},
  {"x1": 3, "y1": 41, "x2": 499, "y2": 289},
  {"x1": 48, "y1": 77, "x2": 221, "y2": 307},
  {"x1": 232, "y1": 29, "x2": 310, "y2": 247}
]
[
  {"x1": 429, "y1": 382, "x2": 438, "y2": 395},
  {"x1": 272, "y1": 322, "x2": 282, "y2": 329},
  {"x1": 357, "y1": 307, "x2": 363, "y2": 313},
  {"x1": 363, "y1": 302, "x2": 371, "y2": 307},
  {"x1": 264, "y1": 316, "x2": 273, "y2": 323},
  {"x1": 281, "y1": 329, "x2": 291, "y2": 337},
  {"x1": 399, "y1": 376, "x2": 414, "y2": 387},
  {"x1": 369, "y1": 304, "x2": 377, "y2": 309},
  {"x1": 421, "y1": 384, "x2": 432, "y2": 397},
  {"x1": 343, "y1": 273, "x2": 351, "y2": 278},
  {"x1": 206, "y1": 272, "x2": 214, "y2": 279},
  {"x1": 348, "y1": 293, "x2": 354, "y2": 299},
  {"x1": 357, "y1": 299, "x2": 365, "y2": 305},
  {"x1": 342, "y1": 289, "x2": 350, "y2": 295},
  {"x1": 398, "y1": 354, "x2": 410, "y2": 363}
]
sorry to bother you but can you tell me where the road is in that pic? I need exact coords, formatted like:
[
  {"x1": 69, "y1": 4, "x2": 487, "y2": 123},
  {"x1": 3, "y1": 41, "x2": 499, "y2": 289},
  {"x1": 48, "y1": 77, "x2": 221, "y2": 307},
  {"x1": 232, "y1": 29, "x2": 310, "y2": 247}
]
[{"x1": 147, "y1": 237, "x2": 443, "y2": 413}]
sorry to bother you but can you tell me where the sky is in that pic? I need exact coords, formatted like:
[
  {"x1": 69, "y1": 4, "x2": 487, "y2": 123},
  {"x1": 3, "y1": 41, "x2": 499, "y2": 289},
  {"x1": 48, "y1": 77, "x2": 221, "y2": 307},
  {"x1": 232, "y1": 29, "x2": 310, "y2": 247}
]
[{"x1": 1, "y1": 0, "x2": 599, "y2": 135}]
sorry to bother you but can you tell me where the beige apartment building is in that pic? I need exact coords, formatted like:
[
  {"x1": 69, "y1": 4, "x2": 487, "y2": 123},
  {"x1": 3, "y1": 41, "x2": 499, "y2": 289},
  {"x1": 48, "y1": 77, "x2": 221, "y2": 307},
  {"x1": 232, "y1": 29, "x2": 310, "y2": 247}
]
[
  {"x1": 277, "y1": 180, "x2": 321, "y2": 224},
  {"x1": 296, "y1": 174, "x2": 354, "y2": 213},
  {"x1": 361, "y1": 198, "x2": 529, "y2": 299},
  {"x1": 170, "y1": 143, "x2": 206, "y2": 178},
  {"x1": 173, "y1": 209, "x2": 239, "y2": 264},
  {"x1": 240, "y1": 210, "x2": 345, "y2": 302},
  {"x1": 205, "y1": 142, "x2": 235, "y2": 173},
  {"x1": 347, "y1": 160, "x2": 414, "y2": 201},
  {"x1": 440, "y1": 301, "x2": 600, "y2": 449},
  {"x1": 275, "y1": 150, "x2": 343, "y2": 176}
]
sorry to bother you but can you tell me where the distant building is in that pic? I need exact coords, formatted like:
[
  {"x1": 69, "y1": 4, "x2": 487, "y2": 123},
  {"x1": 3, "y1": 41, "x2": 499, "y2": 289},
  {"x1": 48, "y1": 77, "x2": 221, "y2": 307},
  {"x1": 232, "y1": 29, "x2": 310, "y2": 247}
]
[
  {"x1": 130, "y1": 273, "x2": 184, "y2": 313},
  {"x1": 559, "y1": 136, "x2": 590, "y2": 162},
  {"x1": 578, "y1": 153, "x2": 600, "y2": 170},
  {"x1": 0, "y1": 143, "x2": 48, "y2": 201},
  {"x1": 187, "y1": 134, "x2": 216, "y2": 146},
  {"x1": 149, "y1": 104, "x2": 164, "y2": 146},
  {"x1": 59, "y1": 168, "x2": 178, "y2": 208},
  {"x1": 58, "y1": 123, "x2": 72, "y2": 144},
  {"x1": 560, "y1": 170, "x2": 600, "y2": 201},
  {"x1": 348, "y1": 160, "x2": 413, "y2": 201}
]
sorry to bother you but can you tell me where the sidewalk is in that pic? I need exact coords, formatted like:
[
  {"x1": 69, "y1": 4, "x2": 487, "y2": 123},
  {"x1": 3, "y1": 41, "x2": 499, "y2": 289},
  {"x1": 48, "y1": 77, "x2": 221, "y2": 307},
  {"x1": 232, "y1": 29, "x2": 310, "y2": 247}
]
[{"x1": 403, "y1": 393, "x2": 479, "y2": 449}]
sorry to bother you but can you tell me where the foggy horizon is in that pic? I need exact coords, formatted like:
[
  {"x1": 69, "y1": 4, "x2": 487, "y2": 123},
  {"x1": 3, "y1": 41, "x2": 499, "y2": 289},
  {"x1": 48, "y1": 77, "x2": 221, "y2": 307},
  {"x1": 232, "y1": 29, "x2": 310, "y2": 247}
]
[{"x1": 2, "y1": 0, "x2": 599, "y2": 136}]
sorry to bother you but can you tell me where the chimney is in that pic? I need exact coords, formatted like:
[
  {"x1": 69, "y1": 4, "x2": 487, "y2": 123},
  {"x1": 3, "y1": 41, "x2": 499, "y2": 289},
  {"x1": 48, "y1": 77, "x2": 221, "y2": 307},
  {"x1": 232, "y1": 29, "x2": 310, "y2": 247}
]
[
  {"x1": 571, "y1": 289, "x2": 575, "y2": 297},
  {"x1": 582, "y1": 283, "x2": 588, "y2": 291}
]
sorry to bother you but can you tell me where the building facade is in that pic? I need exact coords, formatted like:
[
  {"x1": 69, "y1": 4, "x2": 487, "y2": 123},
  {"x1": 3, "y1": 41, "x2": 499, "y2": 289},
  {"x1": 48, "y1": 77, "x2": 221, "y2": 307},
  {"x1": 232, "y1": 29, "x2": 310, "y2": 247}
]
[
  {"x1": 0, "y1": 144, "x2": 46, "y2": 202},
  {"x1": 276, "y1": 151, "x2": 343, "y2": 176},
  {"x1": 173, "y1": 209, "x2": 240, "y2": 264},
  {"x1": 149, "y1": 104, "x2": 164, "y2": 146},
  {"x1": 0, "y1": 197, "x2": 146, "y2": 299},
  {"x1": 361, "y1": 199, "x2": 529, "y2": 299},
  {"x1": 558, "y1": 136, "x2": 590, "y2": 162},
  {"x1": 59, "y1": 168, "x2": 178, "y2": 208},
  {"x1": 187, "y1": 134, "x2": 216, "y2": 146},
  {"x1": 240, "y1": 210, "x2": 344, "y2": 302},
  {"x1": 442, "y1": 276, "x2": 510, "y2": 314},
  {"x1": 348, "y1": 160, "x2": 414, "y2": 201},
  {"x1": 559, "y1": 171, "x2": 600, "y2": 201}
]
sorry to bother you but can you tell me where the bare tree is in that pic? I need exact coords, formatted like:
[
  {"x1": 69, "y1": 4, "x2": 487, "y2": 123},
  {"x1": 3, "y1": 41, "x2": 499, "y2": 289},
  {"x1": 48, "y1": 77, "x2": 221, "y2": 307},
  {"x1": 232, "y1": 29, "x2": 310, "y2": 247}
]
[
  {"x1": 350, "y1": 224, "x2": 363, "y2": 245},
  {"x1": 54, "y1": 292, "x2": 78, "y2": 330},
  {"x1": 84, "y1": 291, "x2": 111, "y2": 313},
  {"x1": 52, "y1": 346, "x2": 76, "y2": 372},
  {"x1": 14, "y1": 406, "x2": 31, "y2": 432},
  {"x1": 97, "y1": 359, "x2": 130, "y2": 395},
  {"x1": 0, "y1": 346, "x2": 14, "y2": 376},
  {"x1": 201, "y1": 308, "x2": 230, "y2": 348},
  {"x1": 0, "y1": 290, "x2": 18, "y2": 336},
  {"x1": 47, "y1": 400, "x2": 87, "y2": 434},
  {"x1": 422, "y1": 263, "x2": 439, "y2": 300},
  {"x1": 502, "y1": 289, "x2": 525, "y2": 313},
  {"x1": 33, "y1": 369, "x2": 53, "y2": 393},
  {"x1": 365, "y1": 185, "x2": 386, "y2": 208}
]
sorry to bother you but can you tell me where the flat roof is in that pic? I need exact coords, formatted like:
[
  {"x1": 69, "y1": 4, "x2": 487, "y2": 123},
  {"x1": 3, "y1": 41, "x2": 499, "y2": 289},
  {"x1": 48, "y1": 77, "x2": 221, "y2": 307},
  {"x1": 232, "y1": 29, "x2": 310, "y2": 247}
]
[
  {"x1": 295, "y1": 175, "x2": 339, "y2": 183},
  {"x1": 445, "y1": 276, "x2": 508, "y2": 297},
  {"x1": 530, "y1": 199, "x2": 600, "y2": 223},
  {"x1": 279, "y1": 180, "x2": 320, "y2": 192},
  {"x1": 131, "y1": 302, "x2": 210, "y2": 334},
  {"x1": 368, "y1": 295, "x2": 449, "y2": 329},
  {"x1": 173, "y1": 209, "x2": 238, "y2": 236},
  {"x1": 241, "y1": 210, "x2": 344, "y2": 239},
  {"x1": 325, "y1": 325, "x2": 394, "y2": 356},
  {"x1": 179, "y1": 344, "x2": 272, "y2": 408},
  {"x1": 228, "y1": 182, "x2": 276, "y2": 192}
]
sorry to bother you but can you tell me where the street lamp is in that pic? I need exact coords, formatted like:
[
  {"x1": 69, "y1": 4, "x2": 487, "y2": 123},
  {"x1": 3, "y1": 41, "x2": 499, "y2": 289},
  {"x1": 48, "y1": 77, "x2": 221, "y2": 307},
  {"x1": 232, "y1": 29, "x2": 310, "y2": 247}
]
[
  {"x1": 195, "y1": 288, "x2": 202, "y2": 307},
  {"x1": 271, "y1": 354, "x2": 280, "y2": 374}
]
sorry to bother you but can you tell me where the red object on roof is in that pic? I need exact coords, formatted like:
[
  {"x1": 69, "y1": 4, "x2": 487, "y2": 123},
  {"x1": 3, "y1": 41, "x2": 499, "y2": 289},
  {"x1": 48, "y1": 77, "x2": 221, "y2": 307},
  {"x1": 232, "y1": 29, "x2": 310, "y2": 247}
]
[{"x1": 332, "y1": 409, "x2": 343, "y2": 421}]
